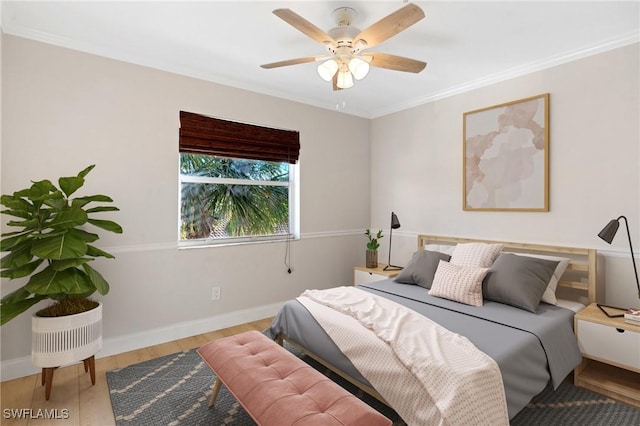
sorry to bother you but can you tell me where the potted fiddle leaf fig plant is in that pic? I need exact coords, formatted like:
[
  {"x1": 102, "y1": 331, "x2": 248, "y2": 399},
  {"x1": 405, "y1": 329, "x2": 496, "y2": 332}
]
[
  {"x1": 364, "y1": 229, "x2": 383, "y2": 268},
  {"x1": 1, "y1": 164, "x2": 122, "y2": 324},
  {"x1": 0, "y1": 165, "x2": 122, "y2": 398}
]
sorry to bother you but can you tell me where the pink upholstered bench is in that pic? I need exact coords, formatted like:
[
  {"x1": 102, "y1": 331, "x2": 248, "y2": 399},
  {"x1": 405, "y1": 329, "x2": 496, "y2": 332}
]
[{"x1": 197, "y1": 330, "x2": 392, "y2": 426}]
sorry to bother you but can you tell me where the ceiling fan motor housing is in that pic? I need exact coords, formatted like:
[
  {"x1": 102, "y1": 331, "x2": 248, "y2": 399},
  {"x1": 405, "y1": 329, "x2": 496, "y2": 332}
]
[{"x1": 326, "y1": 7, "x2": 361, "y2": 54}]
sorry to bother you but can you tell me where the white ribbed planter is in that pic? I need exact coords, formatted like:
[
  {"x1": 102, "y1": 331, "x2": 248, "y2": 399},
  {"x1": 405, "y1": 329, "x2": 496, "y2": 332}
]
[{"x1": 32, "y1": 303, "x2": 102, "y2": 368}]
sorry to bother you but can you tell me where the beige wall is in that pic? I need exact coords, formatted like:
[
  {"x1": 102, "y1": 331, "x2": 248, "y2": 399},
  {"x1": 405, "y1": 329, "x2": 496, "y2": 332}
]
[
  {"x1": 370, "y1": 43, "x2": 640, "y2": 309},
  {"x1": 0, "y1": 35, "x2": 371, "y2": 378},
  {"x1": 2, "y1": 34, "x2": 639, "y2": 380}
]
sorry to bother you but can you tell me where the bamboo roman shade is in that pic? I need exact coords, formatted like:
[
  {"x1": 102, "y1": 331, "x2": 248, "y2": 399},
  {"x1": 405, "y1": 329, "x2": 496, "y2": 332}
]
[{"x1": 179, "y1": 111, "x2": 300, "y2": 164}]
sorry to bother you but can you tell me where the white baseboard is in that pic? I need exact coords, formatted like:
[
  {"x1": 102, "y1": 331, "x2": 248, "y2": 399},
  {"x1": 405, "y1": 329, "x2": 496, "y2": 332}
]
[{"x1": 0, "y1": 301, "x2": 284, "y2": 382}]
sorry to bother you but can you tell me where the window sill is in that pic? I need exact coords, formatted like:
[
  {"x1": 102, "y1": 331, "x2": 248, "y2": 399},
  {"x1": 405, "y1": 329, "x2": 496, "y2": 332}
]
[{"x1": 178, "y1": 234, "x2": 298, "y2": 250}]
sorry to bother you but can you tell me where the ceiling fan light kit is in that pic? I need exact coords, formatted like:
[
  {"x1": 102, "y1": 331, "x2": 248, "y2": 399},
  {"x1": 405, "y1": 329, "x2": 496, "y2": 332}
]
[
  {"x1": 317, "y1": 59, "x2": 339, "y2": 81},
  {"x1": 317, "y1": 55, "x2": 368, "y2": 87},
  {"x1": 262, "y1": 4, "x2": 427, "y2": 92},
  {"x1": 348, "y1": 57, "x2": 370, "y2": 80},
  {"x1": 336, "y1": 67, "x2": 354, "y2": 89}
]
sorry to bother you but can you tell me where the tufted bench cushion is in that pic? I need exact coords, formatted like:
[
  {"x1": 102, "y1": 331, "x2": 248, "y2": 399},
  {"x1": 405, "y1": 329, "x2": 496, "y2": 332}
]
[{"x1": 197, "y1": 330, "x2": 392, "y2": 426}]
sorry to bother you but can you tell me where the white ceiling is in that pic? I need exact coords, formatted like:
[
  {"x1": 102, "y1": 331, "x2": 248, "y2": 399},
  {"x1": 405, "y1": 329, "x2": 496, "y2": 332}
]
[{"x1": 2, "y1": 1, "x2": 639, "y2": 118}]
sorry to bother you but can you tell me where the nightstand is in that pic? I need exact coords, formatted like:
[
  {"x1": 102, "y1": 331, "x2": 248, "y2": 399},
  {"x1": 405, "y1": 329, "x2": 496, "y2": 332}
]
[
  {"x1": 353, "y1": 265, "x2": 401, "y2": 285},
  {"x1": 574, "y1": 303, "x2": 640, "y2": 408}
]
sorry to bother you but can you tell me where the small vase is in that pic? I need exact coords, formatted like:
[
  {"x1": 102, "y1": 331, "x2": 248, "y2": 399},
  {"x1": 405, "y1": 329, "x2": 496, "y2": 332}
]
[{"x1": 366, "y1": 250, "x2": 378, "y2": 268}]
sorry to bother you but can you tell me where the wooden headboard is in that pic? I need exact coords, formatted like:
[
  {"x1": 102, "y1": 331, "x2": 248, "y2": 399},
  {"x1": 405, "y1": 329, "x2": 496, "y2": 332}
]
[{"x1": 417, "y1": 235, "x2": 597, "y2": 304}]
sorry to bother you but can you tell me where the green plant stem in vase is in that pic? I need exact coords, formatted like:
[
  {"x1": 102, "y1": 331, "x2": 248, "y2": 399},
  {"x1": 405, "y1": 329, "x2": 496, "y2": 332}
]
[{"x1": 365, "y1": 229, "x2": 383, "y2": 268}]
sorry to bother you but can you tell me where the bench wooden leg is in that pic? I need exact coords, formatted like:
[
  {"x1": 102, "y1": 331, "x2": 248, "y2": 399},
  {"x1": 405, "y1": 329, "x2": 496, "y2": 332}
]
[{"x1": 208, "y1": 378, "x2": 222, "y2": 408}]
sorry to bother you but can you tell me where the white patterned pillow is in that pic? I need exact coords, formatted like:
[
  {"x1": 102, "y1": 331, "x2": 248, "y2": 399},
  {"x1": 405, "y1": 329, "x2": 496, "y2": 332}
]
[
  {"x1": 450, "y1": 243, "x2": 504, "y2": 267},
  {"x1": 428, "y1": 260, "x2": 489, "y2": 307}
]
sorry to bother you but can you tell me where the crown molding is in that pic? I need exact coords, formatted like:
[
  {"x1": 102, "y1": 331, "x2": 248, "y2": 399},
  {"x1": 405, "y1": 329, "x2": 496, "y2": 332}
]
[
  {"x1": 370, "y1": 30, "x2": 640, "y2": 118},
  {"x1": 3, "y1": 20, "x2": 638, "y2": 120},
  {"x1": 0, "y1": 22, "x2": 373, "y2": 119}
]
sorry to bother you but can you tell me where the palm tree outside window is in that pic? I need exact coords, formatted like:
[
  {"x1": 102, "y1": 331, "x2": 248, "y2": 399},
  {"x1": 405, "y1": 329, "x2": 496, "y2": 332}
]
[{"x1": 179, "y1": 154, "x2": 292, "y2": 242}]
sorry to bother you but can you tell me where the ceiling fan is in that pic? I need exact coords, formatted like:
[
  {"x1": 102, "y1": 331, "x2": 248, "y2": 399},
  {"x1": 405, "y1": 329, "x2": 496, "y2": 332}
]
[{"x1": 260, "y1": 3, "x2": 427, "y2": 90}]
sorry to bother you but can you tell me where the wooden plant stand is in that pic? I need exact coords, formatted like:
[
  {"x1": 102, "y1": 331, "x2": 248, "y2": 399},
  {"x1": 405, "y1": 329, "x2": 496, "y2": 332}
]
[{"x1": 41, "y1": 355, "x2": 96, "y2": 400}]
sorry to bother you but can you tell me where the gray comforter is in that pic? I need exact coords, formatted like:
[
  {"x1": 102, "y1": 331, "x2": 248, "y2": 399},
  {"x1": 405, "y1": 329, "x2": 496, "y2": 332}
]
[{"x1": 269, "y1": 279, "x2": 582, "y2": 420}]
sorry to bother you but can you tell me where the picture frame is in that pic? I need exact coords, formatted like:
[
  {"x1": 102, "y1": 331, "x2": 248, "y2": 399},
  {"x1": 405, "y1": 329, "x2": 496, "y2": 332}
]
[{"x1": 463, "y1": 93, "x2": 549, "y2": 211}]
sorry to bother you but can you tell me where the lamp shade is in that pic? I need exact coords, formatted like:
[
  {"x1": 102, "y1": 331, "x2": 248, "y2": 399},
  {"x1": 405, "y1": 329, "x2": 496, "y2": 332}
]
[
  {"x1": 598, "y1": 219, "x2": 620, "y2": 244},
  {"x1": 391, "y1": 212, "x2": 401, "y2": 229},
  {"x1": 348, "y1": 57, "x2": 370, "y2": 80},
  {"x1": 336, "y1": 70, "x2": 354, "y2": 89},
  {"x1": 317, "y1": 59, "x2": 339, "y2": 82}
]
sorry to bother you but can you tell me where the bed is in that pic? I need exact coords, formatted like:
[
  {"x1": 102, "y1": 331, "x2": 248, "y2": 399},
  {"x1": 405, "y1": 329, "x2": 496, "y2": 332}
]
[{"x1": 269, "y1": 235, "x2": 597, "y2": 424}]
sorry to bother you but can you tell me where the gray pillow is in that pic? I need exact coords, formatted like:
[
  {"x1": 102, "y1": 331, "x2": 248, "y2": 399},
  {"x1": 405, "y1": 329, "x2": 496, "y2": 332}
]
[
  {"x1": 394, "y1": 250, "x2": 451, "y2": 289},
  {"x1": 482, "y1": 253, "x2": 560, "y2": 313}
]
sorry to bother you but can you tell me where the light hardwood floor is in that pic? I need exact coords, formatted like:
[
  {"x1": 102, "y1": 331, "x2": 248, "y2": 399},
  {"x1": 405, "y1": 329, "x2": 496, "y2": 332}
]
[{"x1": 1, "y1": 317, "x2": 274, "y2": 426}]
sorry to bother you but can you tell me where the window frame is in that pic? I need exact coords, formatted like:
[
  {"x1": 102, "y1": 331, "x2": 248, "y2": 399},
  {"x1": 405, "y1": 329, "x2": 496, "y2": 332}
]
[{"x1": 177, "y1": 155, "x2": 299, "y2": 248}]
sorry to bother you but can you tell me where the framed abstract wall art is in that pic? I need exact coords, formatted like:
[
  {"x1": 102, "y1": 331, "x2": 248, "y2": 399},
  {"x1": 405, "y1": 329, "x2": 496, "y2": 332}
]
[{"x1": 463, "y1": 93, "x2": 549, "y2": 211}]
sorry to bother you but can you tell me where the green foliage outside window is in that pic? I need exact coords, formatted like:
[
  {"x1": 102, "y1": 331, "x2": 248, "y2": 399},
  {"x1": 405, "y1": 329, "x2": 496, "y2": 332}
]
[{"x1": 179, "y1": 154, "x2": 290, "y2": 240}]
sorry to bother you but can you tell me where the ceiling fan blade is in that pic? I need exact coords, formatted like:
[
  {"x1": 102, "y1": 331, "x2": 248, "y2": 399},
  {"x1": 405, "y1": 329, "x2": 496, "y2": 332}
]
[
  {"x1": 261, "y1": 56, "x2": 324, "y2": 69},
  {"x1": 354, "y1": 4, "x2": 425, "y2": 49},
  {"x1": 273, "y1": 9, "x2": 337, "y2": 47},
  {"x1": 365, "y1": 53, "x2": 427, "y2": 73}
]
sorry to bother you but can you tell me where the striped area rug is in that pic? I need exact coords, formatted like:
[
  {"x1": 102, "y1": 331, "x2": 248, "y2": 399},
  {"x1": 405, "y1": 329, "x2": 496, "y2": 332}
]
[{"x1": 107, "y1": 344, "x2": 639, "y2": 425}]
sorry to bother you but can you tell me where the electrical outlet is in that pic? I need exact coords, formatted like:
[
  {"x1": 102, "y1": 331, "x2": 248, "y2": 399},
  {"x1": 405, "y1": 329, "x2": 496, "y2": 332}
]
[{"x1": 211, "y1": 287, "x2": 221, "y2": 301}]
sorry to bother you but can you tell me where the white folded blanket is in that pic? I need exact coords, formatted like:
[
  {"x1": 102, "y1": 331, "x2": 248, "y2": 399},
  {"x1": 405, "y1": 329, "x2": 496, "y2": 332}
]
[{"x1": 298, "y1": 286, "x2": 509, "y2": 426}]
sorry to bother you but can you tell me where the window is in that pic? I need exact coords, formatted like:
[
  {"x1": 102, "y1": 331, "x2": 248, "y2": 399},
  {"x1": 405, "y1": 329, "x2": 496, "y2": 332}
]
[
  {"x1": 178, "y1": 112, "x2": 299, "y2": 245},
  {"x1": 179, "y1": 155, "x2": 294, "y2": 242}
]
